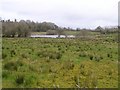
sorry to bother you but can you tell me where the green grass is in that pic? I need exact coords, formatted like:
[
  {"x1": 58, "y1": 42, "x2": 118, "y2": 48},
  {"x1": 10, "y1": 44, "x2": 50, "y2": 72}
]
[
  {"x1": 2, "y1": 33, "x2": 118, "y2": 88},
  {"x1": 31, "y1": 32, "x2": 46, "y2": 35},
  {"x1": 64, "y1": 30, "x2": 100, "y2": 36}
]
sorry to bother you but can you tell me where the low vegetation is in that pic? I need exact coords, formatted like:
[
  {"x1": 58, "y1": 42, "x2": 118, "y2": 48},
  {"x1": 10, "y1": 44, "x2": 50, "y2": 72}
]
[{"x1": 2, "y1": 32, "x2": 118, "y2": 88}]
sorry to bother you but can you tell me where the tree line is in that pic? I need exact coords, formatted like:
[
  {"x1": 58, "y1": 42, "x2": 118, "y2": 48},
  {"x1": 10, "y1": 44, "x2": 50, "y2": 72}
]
[
  {"x1": 94, "y1": 26, "x2": 118, "y2": 34},
  {"x1": 1, "y1": 19, "x2": 118, "y2": 37},
  {"x1": 2, "y1": 19, "x2": 59, "y2": 37}
]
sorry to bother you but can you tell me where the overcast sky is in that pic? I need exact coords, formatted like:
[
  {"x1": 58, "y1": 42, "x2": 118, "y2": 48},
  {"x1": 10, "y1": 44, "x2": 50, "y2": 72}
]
[{"x1": 0, "y1": 0, "x2": 119, "y2": 29}]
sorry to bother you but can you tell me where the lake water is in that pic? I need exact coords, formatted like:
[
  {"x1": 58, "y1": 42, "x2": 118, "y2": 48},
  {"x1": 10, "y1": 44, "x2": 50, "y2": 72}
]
[{"x1": 31, "y1": 35, "x2": 75, "y2": 38}]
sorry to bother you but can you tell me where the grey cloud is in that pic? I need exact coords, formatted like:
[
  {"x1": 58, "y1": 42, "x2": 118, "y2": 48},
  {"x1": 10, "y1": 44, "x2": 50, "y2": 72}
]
[{"x1": 0, "y1": 0, "x2": 118, "y2": 29}]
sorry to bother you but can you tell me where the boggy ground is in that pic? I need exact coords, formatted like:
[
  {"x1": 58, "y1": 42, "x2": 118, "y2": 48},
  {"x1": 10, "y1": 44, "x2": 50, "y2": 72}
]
[{"x1": 2, "y1": 34, "x2": 118, "y2": 88}]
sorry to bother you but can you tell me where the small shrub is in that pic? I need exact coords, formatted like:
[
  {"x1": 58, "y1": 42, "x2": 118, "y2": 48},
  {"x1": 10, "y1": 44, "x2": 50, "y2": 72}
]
[
  {"x1": 94, "y1": 56, "x2": 101, "y2": 62},
  {"x1": 31, "y1": 48, "x2": 34, "y2": 52},
  {"x1": 91, "y1": 77, "x2": 98, "y2": 88},
  {"x1": 2, "y1": 47, "x2": 4, "y2": 49},
  {"x1": 2, "y1": 70, "x2": 10, "y2": 78},
  {"x1": 10, "y1": 50, "x2": 16, "y2": 57},
  {"x1": 76, "y1": 49, "x2": 80, "y2": 52},
  {"x1": 80, "y1": 70, "x2": 85, "y2": 76},
  {"x1": 16, "y1": 74, "x2": 25, "y2": 85},
  {"x1": 100, "y1": 56, "x2": 103, "y2": 59},
  {"x1": 80, "y1": 64, "x2": 85, "y2": 68},
  {"x1": 24, "y1": 75, "x2": 37, "y2": 87},
  {"x1": 4, "y1": 60, "x2": 23, "y2": 71},
  {"x1": 21, "y1": 53, "x2": 28, "y2": 58},
  {"x1": 6, "y1": 47, "x2": 9, "y2": 49},
  {"x1": 74, "y1": 75, "x2": 79, "y2": 85},
  {"x1": 61, "y1": 50, "x2": 65, "y2": 53},
  {"x1": 89, "y1": 55, "x2": 93, "y2": 60},
  {"x1": 58, "y1": 47, "x2": 61, "y2": 51},
  {"x1": 63, "y1": 61, "x2": 74, "y2": 70},
  {"x1": 66, "y1": 45, "x2": 67, "y2": 48},
  {"x1": 107, "y1": 53, "x2": 110, "y2": 57},
  {"x1": 37, "y1": 51, "x2": 41, "y2": 56},
  {"x1": 2, "y1": 53, "x2": 7, "y2": 59},
  {"x1": 28, "y1": 52, "x2": 31, "y2": 54},
  {"x1": 4, "y1": 61, "x2": 18, "y2": 71},
  {"x1": 107, "y1": 53, "x2": 112, "y2": 58},
  {"x1": 56, "y1": 52, "x2": 62, "y2": 59},
  {"x1": 108, "y1": 70, "x2": 112, "y2": 75},
  {"x1": 37, "y1": 50, "x2": 62, "y2": 60},
  {"x1": 98, "y1": 48, "x2": 101, "y2": 51},
  {"x1": 79, "y1": 52, "x2": 87, "y2": 57}
]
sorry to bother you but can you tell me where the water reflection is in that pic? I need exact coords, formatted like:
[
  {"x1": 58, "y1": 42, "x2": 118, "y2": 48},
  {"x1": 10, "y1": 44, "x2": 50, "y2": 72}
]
[{"x1": 31, "y1": 35, "x2": 75, "y2": 38}]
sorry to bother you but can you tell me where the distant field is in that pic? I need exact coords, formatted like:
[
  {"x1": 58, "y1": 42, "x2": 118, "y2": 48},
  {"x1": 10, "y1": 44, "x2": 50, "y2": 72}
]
[
  {"x1": 64, "y1": 30, "x2": 101, "y2": 35},
  {"x1": 2, "y1": 33, "x2": 118, "y2": 88},
  {"x1": 31, "y1": 30, "x2": 101, "y2": 35},
  {"x1": 31, "y1": 32, "x2": 46, "y2": 35}
]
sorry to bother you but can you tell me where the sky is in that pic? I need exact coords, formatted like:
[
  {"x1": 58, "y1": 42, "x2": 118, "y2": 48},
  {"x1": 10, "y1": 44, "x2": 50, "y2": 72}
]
[{"x1": 0, "y1": 0, "x2": 119, "y2": 29}]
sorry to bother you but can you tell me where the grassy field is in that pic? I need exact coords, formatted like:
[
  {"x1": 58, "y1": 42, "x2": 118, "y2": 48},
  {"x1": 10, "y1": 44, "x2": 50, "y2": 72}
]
[
  {"x1": 2, "y1": 33, "x2": 118, "y2": 88},
  {"x1": 31, "y1": 30, "x2": 100, "y2": 35},
  {"x1": 31, "y1": 32, "x2": 46, "y2": 35}
]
